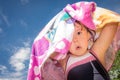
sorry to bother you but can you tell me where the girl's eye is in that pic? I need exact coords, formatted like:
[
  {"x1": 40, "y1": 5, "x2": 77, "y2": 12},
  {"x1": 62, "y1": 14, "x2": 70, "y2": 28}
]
[{"x1": 77, "y1": 32, "x2": 81, "y2": 35}]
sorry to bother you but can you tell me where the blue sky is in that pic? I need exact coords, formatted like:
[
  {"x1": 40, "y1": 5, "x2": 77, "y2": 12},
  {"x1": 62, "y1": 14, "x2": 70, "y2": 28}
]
[{"x1": 0, "y1": 0, "x2": 120, "y2": 80}]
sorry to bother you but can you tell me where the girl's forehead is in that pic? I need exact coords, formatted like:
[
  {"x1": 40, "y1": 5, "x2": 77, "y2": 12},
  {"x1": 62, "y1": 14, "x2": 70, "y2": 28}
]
[
  {"x1": 74, "y1": 22, "x2": 82, "y2": 29},
  {"x1": 74, "y1": 21, "x2": 86, "y2": 31}
]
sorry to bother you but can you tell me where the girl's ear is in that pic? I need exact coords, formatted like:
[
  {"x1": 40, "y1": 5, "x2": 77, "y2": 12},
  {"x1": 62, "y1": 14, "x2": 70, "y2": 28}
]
[
  {"x1": 87, "y1": 32, "x2": 92, "y2": 41},
  {"x1": 87, "y1": 32, "x2": 94, "y2": 49}
]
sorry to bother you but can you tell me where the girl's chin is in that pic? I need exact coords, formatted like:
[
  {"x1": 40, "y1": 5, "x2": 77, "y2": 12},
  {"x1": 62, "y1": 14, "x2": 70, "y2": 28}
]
[{"x1": 71, "y1": 52, "x2": 85, "y2": 56}]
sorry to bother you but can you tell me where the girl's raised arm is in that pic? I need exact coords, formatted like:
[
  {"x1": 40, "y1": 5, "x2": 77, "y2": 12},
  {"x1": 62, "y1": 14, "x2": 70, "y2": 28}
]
[
  {"x1": 91, "y1": 7, "x2": 120, "y2": 68},
  {"x1": 92, "y1": 22, "x2": 118, "y2": 67}
]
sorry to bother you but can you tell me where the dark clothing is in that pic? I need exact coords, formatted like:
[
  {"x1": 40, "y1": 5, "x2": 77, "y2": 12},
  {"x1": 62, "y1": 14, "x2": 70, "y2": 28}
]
[{"x1": 67, "y1": 52, "x2": 110, "y2": 80}]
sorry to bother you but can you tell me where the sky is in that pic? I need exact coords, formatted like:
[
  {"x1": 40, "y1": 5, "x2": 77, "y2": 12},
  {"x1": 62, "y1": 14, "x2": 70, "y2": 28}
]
[{"x1": 0, "y1": 0, "x2": 120, "y2": 80}]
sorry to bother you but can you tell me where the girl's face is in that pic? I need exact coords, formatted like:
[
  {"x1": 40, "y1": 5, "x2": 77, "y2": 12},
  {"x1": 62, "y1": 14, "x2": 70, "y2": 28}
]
[{"x1": 69, "y1": 21, "x2": 90, "y2": 56}]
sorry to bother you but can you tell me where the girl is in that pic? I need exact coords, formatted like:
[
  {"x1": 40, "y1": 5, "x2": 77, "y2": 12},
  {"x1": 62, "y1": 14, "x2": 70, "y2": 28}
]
[
  {"x1": 27, "y1": 1, "x2": 120, "y2": 80},
  {"x1": 65, "y1": 21, "x2": 118, "y2": 80}
]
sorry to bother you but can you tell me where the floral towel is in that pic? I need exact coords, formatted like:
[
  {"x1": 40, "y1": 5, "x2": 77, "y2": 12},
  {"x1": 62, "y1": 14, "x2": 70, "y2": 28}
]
[
  {"x1": 27, "y1": 1, "x2": 96, "y2": 80},
  {"x1": 27, "y1": 11, "x2": 74, "y2": 80},
  {"x1": 27, "y1": 1, "x2": 120, "y2": 80}
]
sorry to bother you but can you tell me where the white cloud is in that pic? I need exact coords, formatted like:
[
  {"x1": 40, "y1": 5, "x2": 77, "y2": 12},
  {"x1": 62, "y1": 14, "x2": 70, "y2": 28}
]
[
  {"x1": 0, "y1": 65, "x2": 8, "y2": 74},
  {"x1": 9, "y1": 42, "x2": 31, "y2": 72},
  {"x1": 0, "y1": 40, "x2": 31, "y2": 80},
  {"x1": 0, "y1": 78, "x2": 23, "y2": 80},
  {"x1": 0, "y1": 65, "x2": 26, "y2": 80}
]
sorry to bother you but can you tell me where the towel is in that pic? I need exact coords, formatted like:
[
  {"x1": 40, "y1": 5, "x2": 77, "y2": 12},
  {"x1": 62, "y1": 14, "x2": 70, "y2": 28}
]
[
  {"x1": 27, "y1": 1, "x2": 96, "y2": 80},
  {"x1": 27, "y1": 1, "x2": 120, "y2": 80}
]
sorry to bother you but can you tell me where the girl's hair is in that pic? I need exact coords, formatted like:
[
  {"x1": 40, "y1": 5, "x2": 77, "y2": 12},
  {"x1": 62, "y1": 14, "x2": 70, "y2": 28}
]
[
  {"x1": 86, "y1": 28, "x2": 96, "y2": 49},
  {"x1": 87, "y1": 28, "x2": 96, "y2": 42},
  {"x1": 75, "y1": 20, "x2": 96, "y2": 42}
]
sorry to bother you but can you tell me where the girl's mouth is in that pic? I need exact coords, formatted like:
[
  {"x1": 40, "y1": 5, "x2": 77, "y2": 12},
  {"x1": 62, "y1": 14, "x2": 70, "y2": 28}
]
[{"x1": 76, "y1": 46, "x2": 81, "y2": 50}]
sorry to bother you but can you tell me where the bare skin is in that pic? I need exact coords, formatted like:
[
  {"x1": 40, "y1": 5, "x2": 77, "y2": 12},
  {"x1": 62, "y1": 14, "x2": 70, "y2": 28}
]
[
  {"x1": 69, "y1": 21, "x2": 91, "y2": 56},
  {"x1": 91, "y1": 22, "x2": 118, "y2": 67},
  {"x1": 50, "y1": 21, "x2": 118, "y2": 71}
]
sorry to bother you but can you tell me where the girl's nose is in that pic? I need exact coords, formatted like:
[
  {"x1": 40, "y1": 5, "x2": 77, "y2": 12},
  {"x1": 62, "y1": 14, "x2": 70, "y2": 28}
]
[{"x1": 73, "y1": 35, "x2": 78, "y2": 42}]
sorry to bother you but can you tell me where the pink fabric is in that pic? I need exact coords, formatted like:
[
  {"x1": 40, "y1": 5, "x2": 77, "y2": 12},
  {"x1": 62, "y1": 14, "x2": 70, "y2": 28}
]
[
  {"x1": 41, "y1": 59, "x2": 65, "y2": 80},
  {"x1": 27, "y1": 1, "x2": 120, "y2": 80},
  {"x1": 27, "y1": 1, "x2": 96, "y2": 80},
  {"x1": 27, "y1": 10, "x2": 75, "y2": 80},
  {"x1": 64, "y1": 1, "x2": 96, "y2": 30}
]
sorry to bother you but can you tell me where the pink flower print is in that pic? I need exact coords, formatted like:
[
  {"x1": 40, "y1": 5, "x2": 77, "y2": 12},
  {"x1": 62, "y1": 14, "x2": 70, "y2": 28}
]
[
  {"x1": 55, "y1": 38, "x2": 70, "y2": 54},
  {"x1": 32, "y1": 37, "x2": 49, "y2": 56}
]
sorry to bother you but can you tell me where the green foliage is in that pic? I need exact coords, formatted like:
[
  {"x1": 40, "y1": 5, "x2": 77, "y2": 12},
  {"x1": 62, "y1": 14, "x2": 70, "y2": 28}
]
[{"x1": 109, "y1": 50, "x2": 120, "y2": 80}]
